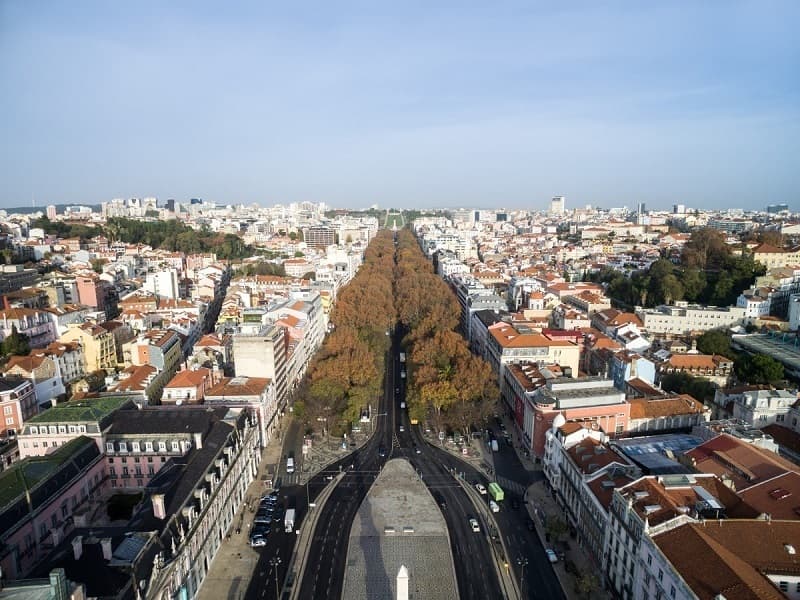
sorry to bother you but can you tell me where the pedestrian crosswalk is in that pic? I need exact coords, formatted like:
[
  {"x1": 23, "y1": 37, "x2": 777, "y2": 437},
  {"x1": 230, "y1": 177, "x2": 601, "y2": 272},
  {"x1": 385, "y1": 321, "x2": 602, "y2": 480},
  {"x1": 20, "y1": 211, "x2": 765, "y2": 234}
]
[{"x1": 494, "y1": 475, "x2": 526, "y2": 497}]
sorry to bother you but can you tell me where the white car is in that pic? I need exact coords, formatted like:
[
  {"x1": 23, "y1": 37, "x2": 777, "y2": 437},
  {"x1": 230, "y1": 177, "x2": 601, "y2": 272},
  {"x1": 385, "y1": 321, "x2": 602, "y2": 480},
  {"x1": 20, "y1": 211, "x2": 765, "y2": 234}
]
[
  {"x1": 400, "y1": 401, "x2": 406, "y2": 409},
  {"x1": 475, "y1": 483, "x2": 487, "y2": 495},
  {"x1": 545, "y1": 548, "x2": 558, "y2": 563},
  {"x1": 489, "y1": 500, "x2": 500, "y2": 513},
  {"x1": 469, "y1": 518, "x2": 480, "y2": 533},
  {"x1": 399, "y1": 425, "x2": 405, "y2": 432}
]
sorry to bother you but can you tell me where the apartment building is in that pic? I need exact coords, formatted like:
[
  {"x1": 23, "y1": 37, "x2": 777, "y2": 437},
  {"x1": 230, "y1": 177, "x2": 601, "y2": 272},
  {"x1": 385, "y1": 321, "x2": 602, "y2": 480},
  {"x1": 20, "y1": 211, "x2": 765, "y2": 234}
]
[
  {"x1": 232, "y1": 324, "x2": 288, "y2": 409},
  {"x1": 204, "y1": 376, "x2": 279, "y2": 447},
  {"x1": 0, "y1": 307, "x2": 58, "y2": 349},
  {"x1": 4, "y1": 353, "x2": 67, "y2": 408},
  {"x1": 60, "y1": 322, "x2": 117, "y2": 372},
  {"x1": 605, "y1": 473, "x2": 750, "y2": 599},
  {"x1": 0, "y1": 377, "x2": 37, "y2": 439},
  {"x1": 486, "y1": 321, "x2": 580, "y2": 379},
  {"x1": 17, "y1": 395, "x2": 136, "y2": 458},
  {"x1": 39, "y1": 408, "x2": 260, "y2": 600},
  {"x1": 0, "y1": 436, "x2": 106, "y2": 579},
  {"x1": 162, "y1": 368, "x2": 213, "y2": 405},
  {"x1": 656, "y1": 353, "x2": 733, "y2": 388},
  {"x1": 502, "y1": 366, "x2": 628, "y2": 457},
  {"x1": 543, "y1": 418, "x2": 638, "y2": 568},
  {"x1": 635, "y1": 302, "x2": 746, "y2": 336},
  {"x1": 627, "y1": 395, "x2": 710, "y2": 434},
  {"x1": 645, "y1": 520, "x2": 800, "y2": 600},
  {"x1": 711, "y1": 386, "x2": 797, "y2": 427}
]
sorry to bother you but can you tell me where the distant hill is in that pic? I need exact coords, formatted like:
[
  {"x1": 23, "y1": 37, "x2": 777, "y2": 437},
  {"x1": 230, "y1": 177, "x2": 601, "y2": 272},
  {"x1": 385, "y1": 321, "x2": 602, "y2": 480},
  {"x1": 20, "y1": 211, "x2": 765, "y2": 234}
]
[{"x1": 2, "y1": 203, "x2": 103, "y2": 215}]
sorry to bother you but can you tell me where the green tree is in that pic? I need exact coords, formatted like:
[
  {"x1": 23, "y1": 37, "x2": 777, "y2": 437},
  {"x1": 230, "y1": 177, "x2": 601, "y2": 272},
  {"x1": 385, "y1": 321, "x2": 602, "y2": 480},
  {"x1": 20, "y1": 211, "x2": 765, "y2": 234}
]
[
  {"x1": 735, "y1": 354, "x2": 784, "y2": 385},
  {"x1": 1, "y1": 325, "x2": 30, "y2": 358},
  {"x1": 696, "y1": 329, "x2": 735, "y2": 358},
  {"x1": 90, "y1": 258, "x2": 105, "y2": 274}
]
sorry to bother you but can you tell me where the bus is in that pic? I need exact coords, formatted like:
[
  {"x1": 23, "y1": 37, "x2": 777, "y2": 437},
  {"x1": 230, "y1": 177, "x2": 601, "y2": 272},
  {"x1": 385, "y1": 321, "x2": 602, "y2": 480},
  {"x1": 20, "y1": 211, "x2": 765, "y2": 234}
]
[{"x1": 488, "y1": 482, "x2": 504, "y2": 502}]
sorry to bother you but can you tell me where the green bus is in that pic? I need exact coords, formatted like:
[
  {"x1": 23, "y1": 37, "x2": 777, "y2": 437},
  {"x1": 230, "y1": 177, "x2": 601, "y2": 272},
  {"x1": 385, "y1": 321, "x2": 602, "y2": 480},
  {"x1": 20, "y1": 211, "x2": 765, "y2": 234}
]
[{"x1": 488, "y1": 482, "x2": 504, "y2": 502}]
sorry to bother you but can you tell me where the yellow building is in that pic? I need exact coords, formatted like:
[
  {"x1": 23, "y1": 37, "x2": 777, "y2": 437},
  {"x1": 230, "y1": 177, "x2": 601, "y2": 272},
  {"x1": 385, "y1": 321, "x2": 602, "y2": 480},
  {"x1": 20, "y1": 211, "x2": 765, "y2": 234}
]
[{"x1": 60, "y1": 322, "x2": 117, "y2": 372}]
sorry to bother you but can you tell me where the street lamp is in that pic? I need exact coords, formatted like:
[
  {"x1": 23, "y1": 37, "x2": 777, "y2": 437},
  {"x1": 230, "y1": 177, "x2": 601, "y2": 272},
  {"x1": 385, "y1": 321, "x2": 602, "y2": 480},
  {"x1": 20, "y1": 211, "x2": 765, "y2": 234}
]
[
  {"x1": 517, "y1": 556, "x2": 529, "y2": 597},
  {"x1": 269, "y1": 555, "x2": 282, "y2": 600}
]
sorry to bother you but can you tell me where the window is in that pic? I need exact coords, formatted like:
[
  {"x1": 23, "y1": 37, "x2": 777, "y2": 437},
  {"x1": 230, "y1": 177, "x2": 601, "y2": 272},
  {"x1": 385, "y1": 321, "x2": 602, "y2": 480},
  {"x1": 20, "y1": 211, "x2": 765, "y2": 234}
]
[
  {"x1": 147, "y1": 456, "x2": 153, "y2": 463},
  {"x1": 49, "y1": 426, "x2": 56, "y2": 434},
  {"x1": 51, "y1": 514, "x2": 58, "y2": 528},
  {"x1": 5, "y1": 418, "x2": 13, "y2": 425},
  {"x1": 68, "y1": 425, "x2": 76, "y2": 433},
  {"x1": 58, "y1": 425, "x2": 66, "y2": 434},
  {"x1": 670, "y1": 586, "x2": 676, "y2": 598},
  {"x1": 148, "y1": 466, "x2": 155, "y2": 475},
  {"x1": 119, "y1": 442, "x2": 127, "y2": 453},
  {"x1": 780, "y1": 581, "x2": 788, "y2": 592},
  {"x1": 158, "y1": 441, "x2": 167, "y2": 452},
  {"x1": 777, "y1": 414, "x2": 785, "y2": 422},
  {"x1": 658, "y1": 569, "x2": 663, "y2": 582},
  {"x1": 61, "y1": 504, "x2": 68, "y2": 518},
  {"x1": 145, "y1": 441, "x2": 153, "y2": 452},
  {"x1": 30, "y1": 426, "x2": 38, "y2": 434},
  {"x1": 106, "y1": 442, "x2": 114, "y2": 453},
  {"x1": 3, "y1": 406, "x2": 11, "y2": 415},
  {"x1": 109, "y1": 467, "x2": 116, "y2": 475},
  {"x1": 171, "y1": 441, "x2": 180, "y2": 452},
  {"x1": 647, "y1": 554, "x2": 652, "y2": 566},
  {"x1": 79, "y1": 425, "x2": 86, "y2": 433},
  {"x1": 132, "y1": 442, "x2": 140, "y2": 452},
  {"x1": 107, "y1": 458, "x2": 114, "y2": 464}
]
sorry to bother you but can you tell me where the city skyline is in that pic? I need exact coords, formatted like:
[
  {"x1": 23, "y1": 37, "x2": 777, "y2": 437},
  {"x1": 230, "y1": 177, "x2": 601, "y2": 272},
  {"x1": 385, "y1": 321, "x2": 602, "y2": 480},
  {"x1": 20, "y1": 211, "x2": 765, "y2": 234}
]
[{"x1": 1, "y1": 2, "x2": 798, "y2": 210}]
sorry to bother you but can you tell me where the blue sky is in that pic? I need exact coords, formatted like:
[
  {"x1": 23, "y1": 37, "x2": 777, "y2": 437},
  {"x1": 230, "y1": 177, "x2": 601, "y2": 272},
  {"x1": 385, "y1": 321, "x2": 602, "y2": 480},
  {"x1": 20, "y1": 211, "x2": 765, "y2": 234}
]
[{"x1": 1, "y1": 1, "x2": 798, "y2": 211}]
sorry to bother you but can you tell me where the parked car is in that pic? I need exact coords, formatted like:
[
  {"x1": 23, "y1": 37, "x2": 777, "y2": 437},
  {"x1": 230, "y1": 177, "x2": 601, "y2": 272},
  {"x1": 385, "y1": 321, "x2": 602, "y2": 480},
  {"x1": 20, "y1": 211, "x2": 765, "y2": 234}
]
[
  {"x1": 475, "y1": 483, "x2": 487, "y2": 495},
  {"x1": 250, "y1": 535, "x2": 267, "y2": 548},
  {"x1": 545, "y1": 549, "x2": 558, "y2": 563},
  {"x1": 469, "y1": 518, "x2": 480, "y2": 533},
  {"x1": 489, "y1": 500, "x2": 500, "y2": 513}
]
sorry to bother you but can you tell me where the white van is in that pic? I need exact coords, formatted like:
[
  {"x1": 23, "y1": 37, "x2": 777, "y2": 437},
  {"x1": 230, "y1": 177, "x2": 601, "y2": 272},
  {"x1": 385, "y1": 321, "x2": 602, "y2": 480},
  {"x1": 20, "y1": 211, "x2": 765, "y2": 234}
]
[{"x1": 286, "y1": 457, "x2": 295, "y2": 474}]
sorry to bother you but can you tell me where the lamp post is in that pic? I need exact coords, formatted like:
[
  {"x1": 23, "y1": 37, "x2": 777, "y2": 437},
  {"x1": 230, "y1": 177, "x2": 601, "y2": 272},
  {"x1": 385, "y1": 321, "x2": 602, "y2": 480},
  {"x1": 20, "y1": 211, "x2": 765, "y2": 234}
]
[
  {"x1": 269, "y1": 555, "x2": 282, "y2": 600},
  {"x1": 517, "y1": 556, "x2": 529, "y2": 597}
]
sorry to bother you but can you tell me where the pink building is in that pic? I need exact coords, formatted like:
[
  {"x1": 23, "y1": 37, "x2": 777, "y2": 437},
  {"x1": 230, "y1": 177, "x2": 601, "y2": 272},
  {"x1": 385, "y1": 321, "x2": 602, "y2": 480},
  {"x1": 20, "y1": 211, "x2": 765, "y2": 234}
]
[
  {"x1": 0, "y1": 376, "x2": 37, "y2": 438},
  {"x1": 0, "y1": 436, "x2": 106, "y2": 579},
  {"x1": 503, "y1": 364, "x2": 629, "y2": 458}
]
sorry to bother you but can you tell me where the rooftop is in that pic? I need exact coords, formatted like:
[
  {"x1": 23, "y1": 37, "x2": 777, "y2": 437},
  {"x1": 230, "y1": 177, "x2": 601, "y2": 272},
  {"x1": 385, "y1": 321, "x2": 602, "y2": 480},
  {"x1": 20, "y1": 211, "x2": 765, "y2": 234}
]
[
  {"x1": 655, "y1": 520, "x2": 800, "y2": 600},
  {"x1": 26, "y1": 396, "x2": 135, "y2": 424}
]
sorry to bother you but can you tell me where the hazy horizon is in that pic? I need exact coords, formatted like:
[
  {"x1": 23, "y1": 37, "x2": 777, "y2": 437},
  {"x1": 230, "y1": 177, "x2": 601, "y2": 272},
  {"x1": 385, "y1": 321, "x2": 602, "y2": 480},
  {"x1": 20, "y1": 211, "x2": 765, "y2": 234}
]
[{"x1": 1, "y1": 2, "x2": 798, "y2": 211}]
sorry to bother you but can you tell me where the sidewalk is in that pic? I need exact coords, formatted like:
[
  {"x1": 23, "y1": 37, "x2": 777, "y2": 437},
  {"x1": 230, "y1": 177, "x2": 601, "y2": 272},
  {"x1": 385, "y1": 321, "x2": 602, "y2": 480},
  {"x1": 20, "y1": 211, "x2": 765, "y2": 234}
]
[
  {"x1": 198, "y1": 417, "x2": 289, "y2": 600},
  {"x1": 503, "y1": 417, "x2": 609, "y2": 600},
  {"x1": 430, "y1": 417, "x2": 608, "y2": 600}
]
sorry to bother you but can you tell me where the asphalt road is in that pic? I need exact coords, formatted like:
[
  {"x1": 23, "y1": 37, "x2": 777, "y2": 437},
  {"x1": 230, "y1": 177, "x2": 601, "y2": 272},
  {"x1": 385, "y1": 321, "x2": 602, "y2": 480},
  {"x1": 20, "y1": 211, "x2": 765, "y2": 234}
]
[{"x1": 243, "y1": 325, "x2": 563, "y2": 600}]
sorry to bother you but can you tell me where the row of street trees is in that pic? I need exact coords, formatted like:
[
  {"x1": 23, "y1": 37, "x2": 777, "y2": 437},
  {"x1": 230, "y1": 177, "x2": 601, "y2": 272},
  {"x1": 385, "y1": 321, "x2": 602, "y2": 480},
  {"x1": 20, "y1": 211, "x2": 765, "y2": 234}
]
[
  {"x1": 395, "y1": 229, "x2": 498, "y2": 436},
  {"x1": 296, "y1": 231, "x2": 396, "y2": 434}
]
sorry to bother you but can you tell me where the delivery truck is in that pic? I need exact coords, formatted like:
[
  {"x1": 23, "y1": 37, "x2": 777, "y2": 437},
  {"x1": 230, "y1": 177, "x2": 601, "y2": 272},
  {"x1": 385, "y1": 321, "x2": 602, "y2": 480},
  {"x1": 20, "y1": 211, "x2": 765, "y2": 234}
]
[{"x1": 284, "y1": 508, "x2": 296, "y2": 533}]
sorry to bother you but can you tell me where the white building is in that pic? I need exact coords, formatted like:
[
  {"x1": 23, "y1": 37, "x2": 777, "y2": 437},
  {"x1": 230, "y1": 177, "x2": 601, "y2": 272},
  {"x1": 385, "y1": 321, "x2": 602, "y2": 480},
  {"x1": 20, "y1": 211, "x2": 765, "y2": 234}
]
[
  {"x1": 550, "y1": 196, "x2": 566, "y2": 216},
  {"x1": 635, "y1": 302, "x2": 746, "y2": 336},
  {"x1": 144, "y1": 269, "x2": 181, "y2": 300}
]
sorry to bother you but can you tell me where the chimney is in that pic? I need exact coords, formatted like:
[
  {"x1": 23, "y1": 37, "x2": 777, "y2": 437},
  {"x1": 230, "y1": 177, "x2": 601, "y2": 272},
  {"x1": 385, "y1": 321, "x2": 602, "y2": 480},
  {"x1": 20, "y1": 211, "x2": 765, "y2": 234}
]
[
  {"x1": 152, "y1": 493, "x2": 166, "y2": 519},
  {"x1": 101, "y1": 538, "x2": 113, "y2": 561},
  {"x1": 72, "y1": 536, "x2": 83, "y2": 560},
  {"x1": 193, "y1": 432, "x2": 203, "y2": 449},
  {"x1": 397, "y1": 565, "x2": 409, "y2": 600},
  {"x1": 2, "y1": 295, "x2": 8, "y2": 310}
]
